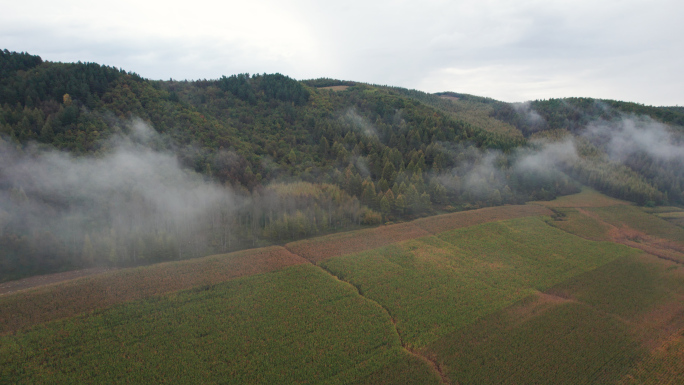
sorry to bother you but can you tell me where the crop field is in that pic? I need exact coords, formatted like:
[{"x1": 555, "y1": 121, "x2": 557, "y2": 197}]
[
  {"x1": 428, "y1": 252, "x2": 684, "y2": 385},
  {"x1": 411, "y1": 204, "x2": 551, "y2": 234},
  {"x1": 643, "y1": 206, "x2": 684, "y2": 214},
  {"x1": 0, "y1": 246, "x2": 306, "y2": 334},
  {"x1": 429, "y1": 254, "x2": 684, "y2": 384},
  {"x1": 655, "y1": 211, "x2": 684, "y2": 219},
  {"x1": 2, "y1": 189, "x2": 684, "y2": 384},
  {"x1": 286, "y1": 221, "x2": 431, "y2": 264},
  {"x1": 430, "y1": 299, "x2": 644, "y2": 384},
  {"x1": 589, "y1": 205, "x2": 684, "y2": 244},
  {"x1": 543, "y1": 207, "x2": 613, "y2": 241},
  {"x1": 319, "y1": 216, "x2": 639, "y2": 348},
  {"x1": 547, "y1": 253, "x2": 684, "y2": 328},
  {"x1": 621, "y1": 333, "x2": 684, "y2": 385},
  {"x1": 535, "y1": 187, "x2": 628, "y2": 208},
  {"x1": 648, "y1": 207, "x2": 684, "y2": 227},
  {"x1": 286, "y1": 204, "x2": 551, "y2": 263},
  {"x1": 0, "y1": 264, "x2": 440, "y2": 384}
]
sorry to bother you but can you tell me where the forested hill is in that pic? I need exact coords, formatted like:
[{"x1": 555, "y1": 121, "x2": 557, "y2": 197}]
[{"x1": 2, "y1": 49, "x2": 684, "y2": 280}]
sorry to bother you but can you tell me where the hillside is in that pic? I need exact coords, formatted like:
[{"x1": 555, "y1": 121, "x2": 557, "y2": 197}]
[
  {"x1": 2, "y1": 49, "x2": 684, "y2": 283},
  {"x1": 2, "y1": 189, "x2": 684, "y2": 383}
]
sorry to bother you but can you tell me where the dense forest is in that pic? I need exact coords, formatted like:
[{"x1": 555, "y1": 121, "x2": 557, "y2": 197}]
[{"x1": 2, "y1": 49, "x2": 684, "y2": 281}]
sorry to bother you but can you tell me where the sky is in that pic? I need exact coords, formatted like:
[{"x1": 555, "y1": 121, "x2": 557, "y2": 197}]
[{"x1": 2, "y1": 0, "x2": 682, "y2": 106}]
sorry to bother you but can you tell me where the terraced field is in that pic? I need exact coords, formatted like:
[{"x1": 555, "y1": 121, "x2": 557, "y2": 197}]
[{"x1": 2, "y1": 192, "x2": 684, "y2": 384}]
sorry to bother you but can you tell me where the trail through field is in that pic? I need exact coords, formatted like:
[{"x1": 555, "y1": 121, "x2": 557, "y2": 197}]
[
  {"x1": 405, "y1": 346, "x2": 453, "y2": 385},
  {"x1": 287, "y1": 247, "x2": 452, "y2": 384},
  {"x1": 0, "y1": 267, "x2": 117, "y2": 296}
]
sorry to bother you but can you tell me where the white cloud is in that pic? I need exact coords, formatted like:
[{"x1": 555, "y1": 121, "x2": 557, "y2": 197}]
[{"x1": 1, "y1": 0, "x2": 682, "y2": 105}]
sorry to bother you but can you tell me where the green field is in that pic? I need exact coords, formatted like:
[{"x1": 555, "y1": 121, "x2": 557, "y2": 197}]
[
  {"x1": 589, "y1": 205, "x2": 684, "y2": 243},
  {"x1": 431, "y1": 300, "x2": 644, "y2": 384},
  {"x1": 320, "y1": 216, "x2": 639, "y2": 348},
  {"x1": 429, "y1": 253, "x2": 684, "y2": 384},
  {"x1": 621, "y1": 333, "x2": 684, "y2": 385},
  {"x1": 0, "y1": 264, "x2": 440, "y2": 384},
  {"x1": 2, "y1": 192, "x2": 684, "y2": 384},
  {"x1": 552, "y1": 208, "x2": 613, "y2": 240}
]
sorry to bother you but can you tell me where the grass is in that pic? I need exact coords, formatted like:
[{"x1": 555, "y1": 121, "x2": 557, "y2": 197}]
[
  {"x1": 0, "y1": 264, "x2": 440, "y2": 384},
  {"x1": 319, "y1": 216, "x2": 639, "y2": 348}
]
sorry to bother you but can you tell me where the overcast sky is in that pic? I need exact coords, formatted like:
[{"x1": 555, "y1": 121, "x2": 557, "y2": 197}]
[{"x1": 2, "y1": 0, "x2": 682, "y2": 106}]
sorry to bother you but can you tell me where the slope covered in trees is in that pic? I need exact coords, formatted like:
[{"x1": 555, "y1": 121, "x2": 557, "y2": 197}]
[{"x1": 1, "y1": 49, "x2": 684, "y2": 280}]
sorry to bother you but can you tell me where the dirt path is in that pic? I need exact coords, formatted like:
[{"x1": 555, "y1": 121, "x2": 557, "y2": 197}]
[{"x1": 0, "y1": 267, "x2": 117, "y2": 296}]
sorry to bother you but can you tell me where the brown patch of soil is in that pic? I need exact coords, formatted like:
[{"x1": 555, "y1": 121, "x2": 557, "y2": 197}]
[{"x1": 0, "y1": 267, "x2": 117, "y2": 296}]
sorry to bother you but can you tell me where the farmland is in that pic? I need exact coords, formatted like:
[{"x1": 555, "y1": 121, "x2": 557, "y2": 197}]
[
  {"x1": 0, "y1": 264, "x2": 441, "y2": 384},
  {"x1": 621, "y1": 333, "x2": 684, "y2": 384},
  {"x1": 652, "y1": 209, "x2": 684, "y2": 227},
  {"x1": 589, "y1": 205, "x2": 684, "y2": 245},
  {"x1": 1, "y1": 191, "x2": 684, "y2": 384},
  {"x1": 319, "y1": 216, "x2": 640, "y2": 348},
  {"x1": 0, "y1": 246, "x2": 307, "y2": 334},
  {"x1": 534, "y1": 187, "x2": 628, "y2": 208},
  {"x1": 286, "y1": 204, "x2": 551, "y2": 263},
  {"x1": 429, "y1": 252, "x2": 684, "y2": 384}
]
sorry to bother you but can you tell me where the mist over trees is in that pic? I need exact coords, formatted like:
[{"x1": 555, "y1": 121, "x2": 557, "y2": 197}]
[{"x1": 2, "y1": 49, "x2": 684, "y2": 281}]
